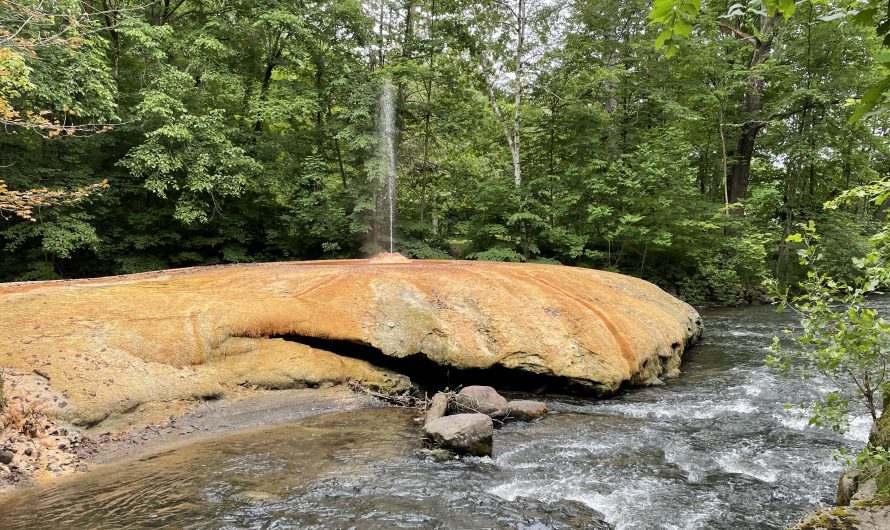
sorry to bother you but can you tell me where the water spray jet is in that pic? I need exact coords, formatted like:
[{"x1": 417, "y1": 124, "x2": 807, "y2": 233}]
[{"x1": 378, "y1": 80, "x2": 397, "y2": 254}]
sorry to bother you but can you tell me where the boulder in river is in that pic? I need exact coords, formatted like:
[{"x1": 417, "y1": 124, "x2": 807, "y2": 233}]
[
  {"x1": 507, "y1": 400, "x2": 548, "y2": 421},
  {"x1": 0, "y1": 255, "x2": 702, "y2": 427},
  {"x1": 454, "y1": 386, "x2": 509, "y2": 418},
  {"x1": 422, "y1": 413, "x2": 493, "y2": 457}
]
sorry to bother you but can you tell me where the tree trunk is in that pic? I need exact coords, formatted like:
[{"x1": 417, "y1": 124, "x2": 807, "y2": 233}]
[
  {"x1": 254, "y1": 35, "x2": 282, "y2": 134},
  {"x1": 722, "y1": 15, "x2": 778, "y2": 205},
  {"x1": 333, "y1": 133, "x2": 348, "y2": 189},
  {"x1": 727, "y1": 122, "x2": 758, "y2": 204},
  {"x1": 478, "y1": 0, "x2": 525, "y2": 190},
  {"x1": 418, "y1": 0, "x2": 437, "y2": 226},
  {"x1": 512, "y1": 0, "x2": 525, "y2": 190},
  {"x1": 420, "y1": 82, "x2": 433, "y2": 224},
  {"x1": 377, "y1": 0, "x2": 386, "y2": 67},
  {"x1": 395, "y1": 0, "x2": 415, "y2": 131},
  {"x1": 719, "y1": 102, "x2": 730, "y2": 208}
]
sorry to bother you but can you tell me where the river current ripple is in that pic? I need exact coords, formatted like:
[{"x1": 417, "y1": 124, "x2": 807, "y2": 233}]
[{"x1": 0, "y1": 300, "x2": 885, "y2": 529}]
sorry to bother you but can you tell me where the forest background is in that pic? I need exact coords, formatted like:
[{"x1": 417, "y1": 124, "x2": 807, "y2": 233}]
[{"x1": 2, "y1": 0, "x2": 888, "y2": 306}]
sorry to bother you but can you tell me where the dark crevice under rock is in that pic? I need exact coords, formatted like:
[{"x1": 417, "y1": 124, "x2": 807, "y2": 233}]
[{"x1": 274, "y1": 333, "x2": 617, "y2": 396}]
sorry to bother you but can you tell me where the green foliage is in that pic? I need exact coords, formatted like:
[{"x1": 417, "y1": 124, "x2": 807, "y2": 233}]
[
  {"x1": 648, "y1": 0, "x2": 890, "y2": 124},
  {"x1": 397, "y1": 238, "x2": 452, "y2": 260},
  {"x1": 649, "y1": 0, "x2": 700, "y2": 57},
  {"x1": 0, "y1": 0, "x2": 887, "y2": 310},
  {"x1": 121, "y1": 106, "x2": 260, "y2": 225},
  {"x1": 766, "y1": 221, "x2": 890, "y2": 432},
  {"x1": 468, "y1": 247, "x2": 527, "y2": 263}
]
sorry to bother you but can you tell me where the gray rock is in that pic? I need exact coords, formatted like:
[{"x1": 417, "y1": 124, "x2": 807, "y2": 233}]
[
  {"x1": 422, "y1": 413, "x2": 493, "y2": 457},
  {"x1": 0, "y1": 451, "x2": 13, "y2": 465},
  {"x1": 836, "y1": 469, "x2": 861, "y2": 506},
  {"x1": 424, "y1": 392, "x2": 449, "y2": 425},
  {"x1": 851, "y1": 477, "x2": 878, "y2": 504},
  {"x1": 794, "y1": 503, "x2": 890, "y2": 530},
  {"x1": 455, "y1": 386, "x2": 508, "y2": 418},
  {"x1": 507, "y1": 400, "x2": 548, "y2": 421}
]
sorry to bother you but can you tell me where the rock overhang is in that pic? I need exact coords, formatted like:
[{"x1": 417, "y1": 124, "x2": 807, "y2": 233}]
[{"x1": 0, "y1": 256, "x2": 702, "y2": 427}]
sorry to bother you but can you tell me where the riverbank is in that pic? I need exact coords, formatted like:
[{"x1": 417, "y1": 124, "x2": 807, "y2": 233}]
[
  {"x1": 792, "y1": 401, "x2": 890, "y2": 530},
  {"x1": 0, "y1": 376, "x2": 379, "y2": 493},
  {"x1": 792, "y1": 464, "x2": 890, "y2": 529}
]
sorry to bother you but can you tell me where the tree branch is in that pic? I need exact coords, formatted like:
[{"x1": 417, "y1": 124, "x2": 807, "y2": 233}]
[{"x1": 717, "y1": 22, "x2": 757, "y2": 45}]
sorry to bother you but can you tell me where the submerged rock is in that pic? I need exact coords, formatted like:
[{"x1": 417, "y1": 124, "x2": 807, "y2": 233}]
[
  {"x1": 0, "y1": 257, "x2": 701, "y2": 426},
  {"x1": 231, "y1": 490, "x2": 280, "y2": 503},
  {"x1": 422, "y1": 413, "x2": 493, "y2": 457},
  {"x1": 413, "y1": 448, "x2": 458, "y2": 462},
  {"x1": 507, "y1": 400, "x2": 548, "y2": 421},
  {"x1": 455, "y1": 386, "x2": 509, "y2": 418},
  {"x1": 508, "y1": 497, "x2": 614, "y2": 530},
  {"x1": 661, "y1": 368, "x2": 682, "y2": 380}
]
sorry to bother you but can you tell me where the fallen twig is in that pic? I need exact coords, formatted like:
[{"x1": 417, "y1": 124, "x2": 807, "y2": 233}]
[{"x1": 347, "y1": 381, "x2": 427, "y2": 409}]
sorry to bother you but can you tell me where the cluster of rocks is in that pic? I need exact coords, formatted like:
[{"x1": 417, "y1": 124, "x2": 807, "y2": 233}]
[
  {"x1": 0, "y1": 397, "x2": 90, "y2": 492},
  {"x1": 418, "y1": 386, "x2": 548, "y2": 459}
]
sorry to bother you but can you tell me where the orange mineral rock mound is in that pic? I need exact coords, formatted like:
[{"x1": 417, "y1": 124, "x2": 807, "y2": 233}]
[
  {"x1": 369, "y1": 252, "x2": 412, "y2": 263},
  {"x1": 0, "y1": 259, "x2": 702, "y2": 427}
]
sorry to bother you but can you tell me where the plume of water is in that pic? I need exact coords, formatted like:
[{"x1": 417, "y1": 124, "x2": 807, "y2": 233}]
[{"x1": 378, "y1": 80, "x2": 397, "y2": 253}]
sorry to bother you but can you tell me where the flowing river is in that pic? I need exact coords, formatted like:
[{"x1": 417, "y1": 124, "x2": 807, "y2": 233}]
[{"x1": 0, "y1": 300, "x2": 884, "y2": 529}]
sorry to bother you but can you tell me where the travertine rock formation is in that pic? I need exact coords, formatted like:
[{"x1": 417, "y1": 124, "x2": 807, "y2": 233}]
[{"x1": 0, "y1": 254, "x2": 701, "y2": 427}]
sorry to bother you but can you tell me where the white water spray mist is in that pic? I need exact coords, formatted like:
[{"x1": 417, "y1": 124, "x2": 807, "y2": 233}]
[{"x1": 378, "y1": 80, "x2": 397, "y2": 253}]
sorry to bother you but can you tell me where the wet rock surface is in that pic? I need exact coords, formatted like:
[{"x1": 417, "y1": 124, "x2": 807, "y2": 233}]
[
  {"x1": 836, "y1": 469, "x2": 861, "y2": 506},
  {"x1": 413, "y1": 447, "x2": 459, "y2": 462},
  {"x1": 0, "y1": 371, "x2": 96, "y2": 492},
  {"x1": 422, "y1": 413, "x2": 494, "y2": 457},
  {"x1": 1, "y1": 257, "x2": 700, "y2": 487},
  {"x1": 507, "y1": 399, "x2": 548, "y2": 421},
  {"x1": 421, "y1": 387, "x2": 547, "y2": 457}
]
